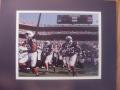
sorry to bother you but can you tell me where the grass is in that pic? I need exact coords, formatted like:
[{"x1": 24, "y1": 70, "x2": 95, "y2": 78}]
[{"x1": 19, "y1": 63, "x2": 98, "y2": 77}]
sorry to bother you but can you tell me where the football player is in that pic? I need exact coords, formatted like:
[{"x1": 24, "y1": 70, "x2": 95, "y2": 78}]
[
  {"x1": 41, "y1": 41, "x2": 54, "y2": 73},
  {"x1": 18, "y1": 42, "x2": 29, "y2": 72},
  {"x1": 60, "y1": 36, "x2": 80, "y2": 76},
  {"x1": 24, "y1": 31, "x2": 39, "y2": 76},
  {"x1": 52, "y1": 43, "x2": 59, "y2": 67}
]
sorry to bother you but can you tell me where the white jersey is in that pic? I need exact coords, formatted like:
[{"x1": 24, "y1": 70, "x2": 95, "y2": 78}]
[
  {"x1": 37, "y1": 49, "x2": 42, "y2": 60},
  {"x1": 18, "y1": 46, "x2": 29, "y2": 64}
]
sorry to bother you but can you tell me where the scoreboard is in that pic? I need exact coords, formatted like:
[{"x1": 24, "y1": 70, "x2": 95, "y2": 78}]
[{"x1": 57, "y1": 15, "x2": 93, "y2": 24}]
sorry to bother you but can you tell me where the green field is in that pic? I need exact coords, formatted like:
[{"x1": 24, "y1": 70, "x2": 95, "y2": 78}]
[{"x1": 19, "y1": 63, "x2": 98, "y2": 77}]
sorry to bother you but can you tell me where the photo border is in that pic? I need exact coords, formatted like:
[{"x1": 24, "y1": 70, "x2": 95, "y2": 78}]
[{"x1": 16, "y1": 10, "x2": 102, "y2": 80}]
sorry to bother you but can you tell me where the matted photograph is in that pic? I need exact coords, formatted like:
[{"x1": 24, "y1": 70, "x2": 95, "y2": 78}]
[{"x1": 16, "y1": 11, "x2": 101, "y2": 80}]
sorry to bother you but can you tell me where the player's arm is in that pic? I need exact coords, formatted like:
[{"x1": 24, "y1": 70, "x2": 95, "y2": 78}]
[
  {"x1": 59, "y1": 43, "x2": 66, "y2": 55},
  {"x1": 19, "y1": 47, "x2": 28, "y2": 54},
  {"x1": 74, "y1": 42, "x2": 81, "y2": 55},
  {"x1": 19, "y1": 41, "x2": 29, "y2": 53}
]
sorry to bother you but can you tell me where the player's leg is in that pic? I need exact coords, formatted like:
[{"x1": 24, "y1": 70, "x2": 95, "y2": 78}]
[
  {"x1": 69, "y1": 54, "x2": 77, "y2": 76},
  {"x1": 52, "y1": 52, "x2": 57, "y2": 72},
  {"x1": 40, "y1": 55, "x2": 46, "y2": 69},
  {"x1": 53, "y1": 52, "x2": 59, "y2": 67},
  {"x1": 19, "y1": 54, "x2": 29, "y2": 72},
  {"x1": 63, "y1": 57, "x2": 67, "y2": 68},
  {"x1": 45, "y1": 53, "x2": 53, "y2": 72},
  {"x1": 45, "y1": 55, "x2": 50, "y2": 72},
  {"x1": 19, "y1": 62, "x2": 27, "y2": 72},
  {"x1": 31, "y1": 52, "x2": 39, "y2": 76},
  {"x1": 37, "y1": 50, "x2": 42, "y2": 61},
  {"x1": 66, "y1": 57, "x2": 71, "y2": 72},
  {"x1": 58, "y1": 54, "x2": 63, "y2": 67},
  {"x1": 36, "y1": 51, "x2": 42, "y2": 68}
]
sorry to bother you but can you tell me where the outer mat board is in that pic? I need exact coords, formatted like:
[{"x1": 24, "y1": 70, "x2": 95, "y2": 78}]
[{"x1": 0, "y1": 0, "x2": 116, "y2": 90}]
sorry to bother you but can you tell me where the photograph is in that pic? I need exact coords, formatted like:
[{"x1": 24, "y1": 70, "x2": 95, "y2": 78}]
[{"x1": 16, "y1": 11, "x2": 101, "y2": 80}]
